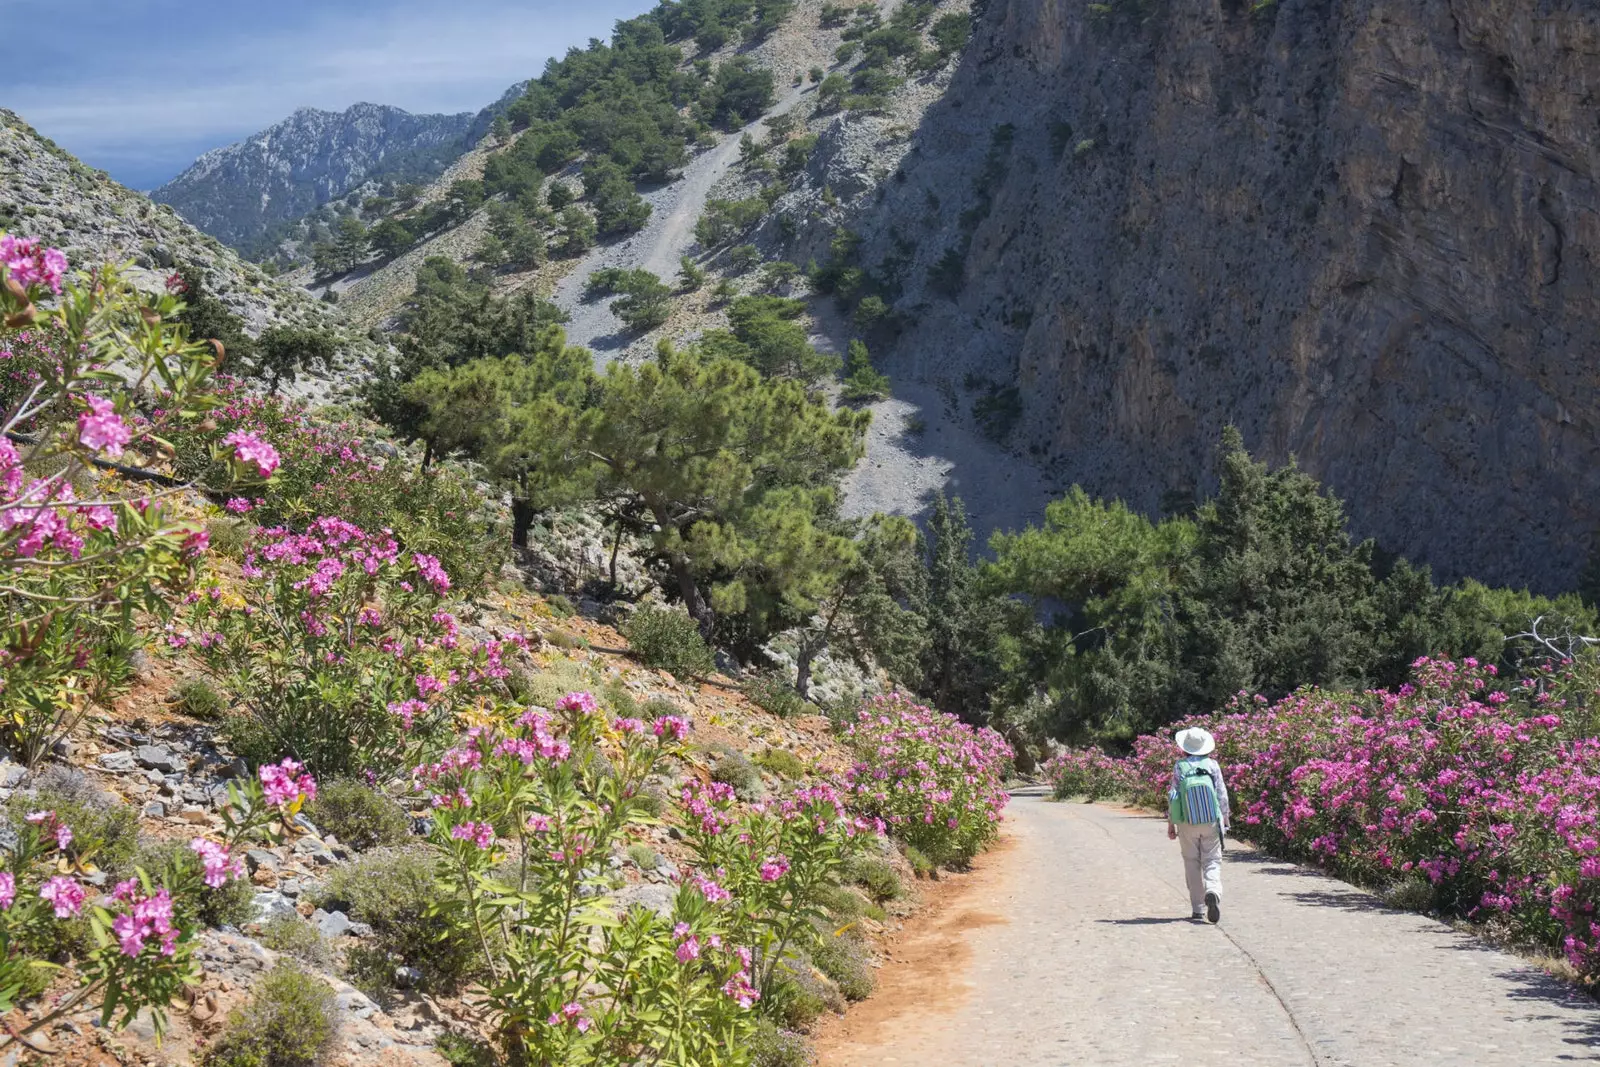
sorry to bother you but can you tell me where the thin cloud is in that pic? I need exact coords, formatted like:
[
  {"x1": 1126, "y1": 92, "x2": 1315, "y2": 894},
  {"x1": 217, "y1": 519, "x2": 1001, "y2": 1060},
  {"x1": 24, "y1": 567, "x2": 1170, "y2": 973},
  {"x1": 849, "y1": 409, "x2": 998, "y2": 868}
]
[{"x1": 2, "y1": 0, "x2": 650, "y2": 188}]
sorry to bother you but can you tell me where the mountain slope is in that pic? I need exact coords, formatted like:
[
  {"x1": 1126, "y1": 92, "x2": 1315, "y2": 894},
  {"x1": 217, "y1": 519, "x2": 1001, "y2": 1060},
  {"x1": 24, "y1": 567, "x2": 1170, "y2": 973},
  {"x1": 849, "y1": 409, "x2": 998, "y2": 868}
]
[
  {"x1": 152, "y1": 103, "x2": 476, "y2": 256},
  {"x1": 0, "y1": 109, "x2": 337, "y2": 334},
  {"x1": 815, "y1": 0, "x2": 1600, "y2": 593}
]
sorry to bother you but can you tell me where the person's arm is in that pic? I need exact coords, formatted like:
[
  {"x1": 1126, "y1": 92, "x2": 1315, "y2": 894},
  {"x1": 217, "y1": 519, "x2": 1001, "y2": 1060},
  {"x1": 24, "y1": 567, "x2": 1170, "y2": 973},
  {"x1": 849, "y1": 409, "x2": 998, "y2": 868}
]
[
  {"x1": 1211, "y1": 761, "x2": 1230, "y2": 830},
  {"x1": 1167, "y1": 762, "x2": 1180, "y2": 839}
]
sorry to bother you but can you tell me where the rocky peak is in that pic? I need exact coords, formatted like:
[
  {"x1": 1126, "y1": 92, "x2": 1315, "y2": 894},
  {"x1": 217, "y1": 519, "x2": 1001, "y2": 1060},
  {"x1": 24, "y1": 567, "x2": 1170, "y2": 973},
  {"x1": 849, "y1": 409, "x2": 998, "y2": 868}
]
[{"x1": 152, "y1": 103, "x2": 477, "y2": 255}]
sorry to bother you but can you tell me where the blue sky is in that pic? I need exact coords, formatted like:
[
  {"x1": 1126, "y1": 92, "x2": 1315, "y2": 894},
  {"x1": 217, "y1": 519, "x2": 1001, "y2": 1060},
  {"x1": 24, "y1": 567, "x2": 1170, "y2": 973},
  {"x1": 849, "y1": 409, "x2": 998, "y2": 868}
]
[{"x1": 1, "y1": 0, "x2": 651, "y2": 190}]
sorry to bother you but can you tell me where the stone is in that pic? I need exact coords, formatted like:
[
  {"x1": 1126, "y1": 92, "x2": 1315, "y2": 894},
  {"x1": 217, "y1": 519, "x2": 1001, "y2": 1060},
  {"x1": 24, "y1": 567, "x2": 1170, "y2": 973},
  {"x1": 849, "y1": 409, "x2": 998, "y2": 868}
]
[
  {"x1": 615, "y1": 882, "x2": 675, "y2": 917},
  {"x1": 180, "y1": 805, "x2": 212, "y2": 825},
  {"x1": 141, "y1": 800, "x2": 166, "y2": 819},
  {"x1": 135, "y1": 745, "x2": 184, "y2": 774},
  {"x1": 98, "y1": 752, "x2": 137, "y2": 772},
  {"x1": 251, "y1": 891, "x2": 299, "y2": 924},
  {"x1": 245, "y1": 849, "x2": 279, "y2": 873},
  {"x1": 0, "y1": 761, "x2": 26, "y2": 790},
  {"x1": 313, "y1": 908, "x2": 354, "y2": 938}
]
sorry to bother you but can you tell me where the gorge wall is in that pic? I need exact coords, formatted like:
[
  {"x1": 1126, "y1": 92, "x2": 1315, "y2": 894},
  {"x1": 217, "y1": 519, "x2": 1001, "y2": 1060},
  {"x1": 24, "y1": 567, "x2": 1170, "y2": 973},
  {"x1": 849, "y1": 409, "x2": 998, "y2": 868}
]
[{"x1": 867, "y1": 0, "x2": 1600, "y2": 592}]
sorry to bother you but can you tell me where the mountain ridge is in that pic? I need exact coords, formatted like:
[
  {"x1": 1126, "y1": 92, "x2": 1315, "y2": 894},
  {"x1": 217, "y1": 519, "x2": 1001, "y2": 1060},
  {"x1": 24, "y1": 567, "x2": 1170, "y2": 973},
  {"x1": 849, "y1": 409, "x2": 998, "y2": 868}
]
[{"x1": 151, "y1": 102, "x2": 477, "y2": 257}]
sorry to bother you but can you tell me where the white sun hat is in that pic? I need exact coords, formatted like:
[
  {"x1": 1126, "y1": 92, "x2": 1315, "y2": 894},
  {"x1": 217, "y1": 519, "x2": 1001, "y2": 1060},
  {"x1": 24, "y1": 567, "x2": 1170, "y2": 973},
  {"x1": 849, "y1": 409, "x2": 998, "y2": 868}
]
[{"x1": 1174, "y1": 727, "x2": 1216, "y2": 757}]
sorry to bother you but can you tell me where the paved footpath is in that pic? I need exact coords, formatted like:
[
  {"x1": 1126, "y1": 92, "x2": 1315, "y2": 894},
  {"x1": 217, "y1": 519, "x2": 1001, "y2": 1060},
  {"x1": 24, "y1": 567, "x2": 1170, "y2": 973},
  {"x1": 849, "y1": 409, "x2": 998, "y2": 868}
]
[{"x1": 817, "y1": 796, "x2": 1600, "y2": 1067}]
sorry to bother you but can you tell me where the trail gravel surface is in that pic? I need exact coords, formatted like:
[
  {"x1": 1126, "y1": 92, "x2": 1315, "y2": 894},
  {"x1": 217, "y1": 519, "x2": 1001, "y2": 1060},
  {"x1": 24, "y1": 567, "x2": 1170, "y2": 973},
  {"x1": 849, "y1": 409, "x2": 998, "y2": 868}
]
[{"x1": 817, "y1": 797, "x2": 1600, "y2": 1067}]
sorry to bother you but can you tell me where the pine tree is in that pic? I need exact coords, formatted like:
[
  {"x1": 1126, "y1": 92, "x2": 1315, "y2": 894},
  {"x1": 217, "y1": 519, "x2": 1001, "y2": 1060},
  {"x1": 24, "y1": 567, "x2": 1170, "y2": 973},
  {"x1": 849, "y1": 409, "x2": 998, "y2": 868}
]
[{"x1": 841, "y1": 339, "x2": 890, "y2": 401}]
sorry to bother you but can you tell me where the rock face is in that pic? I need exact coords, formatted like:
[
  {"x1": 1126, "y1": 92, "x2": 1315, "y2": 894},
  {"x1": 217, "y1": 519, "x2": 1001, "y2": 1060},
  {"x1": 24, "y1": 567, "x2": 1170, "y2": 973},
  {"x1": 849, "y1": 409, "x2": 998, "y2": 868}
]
[
  {"x1": 0, "y1": 109, "x2": 336, "y2": 333},
  {"x1": 152, "y1": 103, "x2": 475, "y2": 253},
  {"x1": 850, "y1": 0, "x2": 1600, "y2": 592}
]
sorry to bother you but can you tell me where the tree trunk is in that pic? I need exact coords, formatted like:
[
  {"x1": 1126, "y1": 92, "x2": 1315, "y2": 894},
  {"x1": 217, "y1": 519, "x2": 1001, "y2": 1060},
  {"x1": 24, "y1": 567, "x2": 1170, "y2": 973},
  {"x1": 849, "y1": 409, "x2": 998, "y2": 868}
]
[
  {"x1": 608, "y1": 518, "x2": 624, "y2": 592},
  {"x1": 511, "y1": 498, "x2": 536, "y2": 548},
  {"x1": 667, "y1": 551, "x2": 715, "y2": 641},
  {"x1": 794, "y1": 643, "x2": 817, "y2": 700},
  {"x1": 422, "y1": 438, "x2": 435, "y2": 471}
]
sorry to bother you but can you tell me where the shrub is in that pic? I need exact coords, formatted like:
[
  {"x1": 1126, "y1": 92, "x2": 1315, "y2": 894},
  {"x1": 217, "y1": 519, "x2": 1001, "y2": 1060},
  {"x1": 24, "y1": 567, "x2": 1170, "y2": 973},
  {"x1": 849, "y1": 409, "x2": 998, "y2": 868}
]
[
  {"x1": 133, "y1": 839, "x2": 257, "y2": 929},
  {"x1": 306, "y1": 780, "x2": 412, "y2": 851},
  {"x1": 626, "y1": 843, "x2": 661, "y2": 869},
  {"x1": 695, "y1": 198, "x2": 767, "y2": 248},
  {"x1": 7, "y1": 774, "x2": 140, "y2": 874},
  {"x1": 846, "y1": 856, "x2": 901, "y2": 901},
  {"x1": 842, "y1": 693, "x2": 1012, "y2": 868},
  {"x1": 765, "y1": 969, "x2": 835, "y2": 1031},
  {"x1": 749, "y1": 1019, "x2": 812, "y2": 1067},
  {"x1": 184, "y1": 518, "x2": 520, "y2": 778},
  {"x1": 322, "y1": 848, "x2": 478, "y2": 994},
  {"x1": 744, "y1": 672, "x2": 812, "y2": 719},
  {"x1": 729, "y1": 244, "x2": 763, "y2": 275},
  {"x1": 172, "y1": 677, "x2": 227, "y2": 721},
  {"x1": 435, "y1": 1033, "x2": 498, "y2": 1067},
  {"x1": 1042, "y1": 748, "x2": 1127, "y2": 801},
  {"x1": 710, "y1": 749, "x2": 763, "y2": 801},
  {"x1": 809, "y1": 929, "x2": 873, "y2": 1000},
  {"x1": 611, "y1": 270, "x2": 673, "y2": 331},
  {"x1": 201, "y1": 963, "x2": 338, "y2": 1067},
  {"x1": 621, "y1": 604, "x2": 715, "y2": 678},
  {"x1": 841, "y1": 339, "x2": 890, "y2": 402},
  {"x1": 755, "y1": 748, "x2": 806, "y2": 779},
  {"x1": 206, "y1": 517, "x2": 253, "y2": 559},
  {"x1": 256, "y1": 914, "x2": 332, "y2": 970},
  {"x1": 902, "y1": 845, "x2": 935, "y2": 878}
]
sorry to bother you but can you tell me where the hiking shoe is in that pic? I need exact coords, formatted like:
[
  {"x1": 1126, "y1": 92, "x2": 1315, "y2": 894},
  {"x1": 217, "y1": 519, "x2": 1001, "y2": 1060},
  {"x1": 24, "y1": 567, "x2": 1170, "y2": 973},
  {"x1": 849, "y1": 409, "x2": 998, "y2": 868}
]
[
  {"x1": 1205, "y1": 891, "x2": 1221, "y2": 924},
  {"x1": 1190, "y1": 911, "x2": 1204, "y2": 921}
]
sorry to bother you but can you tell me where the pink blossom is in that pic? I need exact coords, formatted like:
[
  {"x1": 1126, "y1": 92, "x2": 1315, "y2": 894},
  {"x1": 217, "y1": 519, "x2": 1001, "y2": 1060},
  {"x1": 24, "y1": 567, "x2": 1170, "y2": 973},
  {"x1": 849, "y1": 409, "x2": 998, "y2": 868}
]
[
  {"x1": 0, "y1": 236, "x2": 68, "y2": 294},
  {"x1": 77, "y1": 396, "x2": 131, "y2": 457},
  {"x1": 0, "y1": 872, "x2": 14, "y2": 910},
  {"x1": 39, "y1": 876, "x2": 85, "y2": 918},
  {"x1": 223, "y1": 430, "x2": 281, "y2": 477}
]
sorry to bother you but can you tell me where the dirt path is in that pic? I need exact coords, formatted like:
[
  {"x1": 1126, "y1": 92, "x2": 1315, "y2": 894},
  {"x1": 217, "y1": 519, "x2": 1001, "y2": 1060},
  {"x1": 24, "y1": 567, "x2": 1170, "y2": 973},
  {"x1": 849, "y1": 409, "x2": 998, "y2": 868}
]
[
  {"x1": 548, "y1": 85, "x2": 811, "y2": 364},
  {"x1": 816, "y1": 796, "x2": 1600, "y2": 1067}
]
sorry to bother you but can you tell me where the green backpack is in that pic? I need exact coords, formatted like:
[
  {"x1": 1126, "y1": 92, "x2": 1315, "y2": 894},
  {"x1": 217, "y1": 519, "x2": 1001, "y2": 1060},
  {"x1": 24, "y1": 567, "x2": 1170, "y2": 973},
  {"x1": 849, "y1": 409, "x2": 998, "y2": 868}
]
[{"x1": 1168, "y1": 759, "x2": 1221, "y2": 826}]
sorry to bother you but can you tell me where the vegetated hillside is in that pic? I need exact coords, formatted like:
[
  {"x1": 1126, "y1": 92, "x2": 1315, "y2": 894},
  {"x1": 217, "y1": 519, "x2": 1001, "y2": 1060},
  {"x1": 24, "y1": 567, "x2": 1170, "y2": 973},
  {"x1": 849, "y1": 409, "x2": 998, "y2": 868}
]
[
  {"x1": 822, "y1": 0, "x2": 1600, "y2": 593},
  {"x1": 0, "y1": 109, "x2": 338, "y2": 335},
  {"x1": 152, "y1": 103, "x2": 476, "y2": 257}
]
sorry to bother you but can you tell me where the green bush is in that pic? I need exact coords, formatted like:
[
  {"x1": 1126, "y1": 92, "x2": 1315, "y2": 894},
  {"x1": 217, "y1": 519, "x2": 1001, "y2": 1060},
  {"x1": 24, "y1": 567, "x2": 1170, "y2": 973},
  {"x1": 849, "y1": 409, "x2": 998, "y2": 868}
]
[
  {"x1": 7, "y1": 773, "x2": 140, "y2": 874},
  {"x1": 744, "y1": 672, "x2": 812, "y2": 719},
  {"x1": 434, "y1": 1033, "x2": 498, "y2": 1067},
  {"x1": 202, "y1": 963, "x2": 338, "y2": 1067},
  {"x1": 626, "y1": 843, "x2": 661, "y2": 869},
  {"x1": 322, "y1": 848, "x2": 478, "y2": 994},
  {"x1": 172, "y1": 677, "x2": 227, "y2": 720},
  {"x1": 710, "y1": 749, "x2": 762, "y2": 801},
  {"x1": 755, "y1": 747, "x2": 806, "y2": 779},
  {"x1": 206, "y1": 517, "x2": 253, "y2": 559},
  {"x1": 256, "y1": 915, "x2": 332, "y2": 970},
  {"x1": 903, "y1": 845, "x2": 937, "y2": 879},
  {"x1": 621, "y1": 604, "x2": 715, "y2": 678},
  {"x1": 810, "y1": 929, "x2": 873, "y2": 1000},
  {"x1": 133, "y1": 839, "x2": 257, "y2": 928},
  {"x1": 814, "y1": 883, "x2": 866, "y2": 922},
  {"x1": 749, "y1": 1019, "x2": 812, "y2": 1067},
  {"x1": 306, "y1": 780, "x2": 412, "y2": 851},
  {"x1": 765, "y1": 970, "x2": 833, "y2": 1031},
  {"x1": 846, "y1": 856, "x2": 901, "y2": 901}
]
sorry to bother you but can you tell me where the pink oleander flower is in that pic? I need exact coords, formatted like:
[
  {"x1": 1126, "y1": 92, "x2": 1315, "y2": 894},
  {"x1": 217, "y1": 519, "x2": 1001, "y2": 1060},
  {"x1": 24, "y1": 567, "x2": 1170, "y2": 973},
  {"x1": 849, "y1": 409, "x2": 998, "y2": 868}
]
[
  {"x1": 652, "y1": 715, "x2": 689, "y2": 741},
  {"x1": 0, "y1": 872, "x2": 14, "y2": 911},
  {"x1": 39, "y1": 876, "x2": 85, "y2": 918},
  {"x1": 223, "y1": 429, "x2": 281, "y2": 477},
  {"x1": 111, "y1": 888, "x2": 178, "y2": 957},
  {"x1": 613, "y1": 717, "x2": 645, "y2": 735},
  {"x1": 674, "y1": 934, "x2": 701, "y2": 963},
  {"x1": 260, "y1": 758, "x2": 317, "y2": 807},
  {"x1": 225, "y1": 497, "x2": 254, "y2": 514},
  {"x1": 77, "y1": 395, "x2": 131, "y2": 457},
  {"x1": 191, "y1": 838, "x2": 243, "y2": 888},
  {"x1": 0, "y1": 235, "x2": 68, "y2": 294},
  {"x1": 412, "y1": 552, "x2": 450, "y2": 593},
  {"x1": 547, "y1": 1002, "x2": 591, "y2": 1031},
  {"x1": 450, "y1": 821, "x2": 496, "y2": 850},
  {"x1": 759, "y1": 854, "x2": 790, "y2": 882},
  {"x1": 556, "y1": 691, "x2": 598, "y2": 715}
]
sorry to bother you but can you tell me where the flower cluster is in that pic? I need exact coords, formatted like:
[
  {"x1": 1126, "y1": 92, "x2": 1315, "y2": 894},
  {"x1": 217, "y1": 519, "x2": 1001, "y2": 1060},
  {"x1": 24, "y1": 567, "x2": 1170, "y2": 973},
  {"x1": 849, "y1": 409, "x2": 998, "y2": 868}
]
[
  {"x1": 1066, "y1": 656, "x2": 1600, "y2": 976},
  {"x1": 110, "y1": 883, "x2": 178, "y2": 958},
  {"x1": 259, "y1": 759, "x2": 317, "y2": 808},
  {"x1": 183, "y1": 517, "x2": 523, "y2": 776},
  {"x1": 190, "y1": 838, "x2": 246, "y2": 888},
  {"x1": 0, "y1": 235, "x2": 68, "y2": 295},
  {"x1": 1041, "y1": 747, "x2": 1130, "y2": 802},
  {"x1": 842, "y1": 692, "x2": 1013, "y2": 866}
]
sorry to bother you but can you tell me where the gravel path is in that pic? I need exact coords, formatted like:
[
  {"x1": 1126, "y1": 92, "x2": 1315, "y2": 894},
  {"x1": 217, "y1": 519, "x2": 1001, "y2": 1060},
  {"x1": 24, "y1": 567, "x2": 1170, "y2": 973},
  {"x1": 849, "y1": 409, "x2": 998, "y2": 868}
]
[
  {"x1": 549, "y1": 85, "x2": 811, "y2": 365},
  {"x1": 817, "y1": 797, "x2": 1600, "y2": 1067}
]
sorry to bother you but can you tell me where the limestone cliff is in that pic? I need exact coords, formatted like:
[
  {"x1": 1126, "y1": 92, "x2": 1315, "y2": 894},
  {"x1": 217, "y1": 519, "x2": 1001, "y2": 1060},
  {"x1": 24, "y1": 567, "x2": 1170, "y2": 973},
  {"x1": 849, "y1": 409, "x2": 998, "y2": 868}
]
[{"x1": 854, "y1": 0, "x2": 1600, "y2": 591}]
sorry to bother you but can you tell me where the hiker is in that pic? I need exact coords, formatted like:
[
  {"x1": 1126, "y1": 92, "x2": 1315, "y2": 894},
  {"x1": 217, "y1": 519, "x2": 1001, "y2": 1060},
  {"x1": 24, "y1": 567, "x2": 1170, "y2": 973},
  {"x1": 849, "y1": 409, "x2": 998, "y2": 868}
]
[{"x1": 1166, "y1": 727, "x2": 1230, "y2": 923}]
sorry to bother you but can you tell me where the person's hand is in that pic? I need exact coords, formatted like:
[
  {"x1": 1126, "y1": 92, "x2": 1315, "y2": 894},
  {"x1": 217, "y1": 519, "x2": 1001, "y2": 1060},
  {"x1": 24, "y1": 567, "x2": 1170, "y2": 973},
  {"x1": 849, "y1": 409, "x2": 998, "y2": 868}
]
[{"x1": 1167, "y1": 823, "x2": 1177, "y2": 841}]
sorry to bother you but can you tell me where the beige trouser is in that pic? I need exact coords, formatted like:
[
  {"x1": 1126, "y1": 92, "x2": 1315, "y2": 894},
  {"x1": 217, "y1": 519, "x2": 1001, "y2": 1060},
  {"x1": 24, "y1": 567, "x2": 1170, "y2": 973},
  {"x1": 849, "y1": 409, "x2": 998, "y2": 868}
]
[{"x1": 1176, "y1": 822, "x2": 1223, "y2": 912}]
